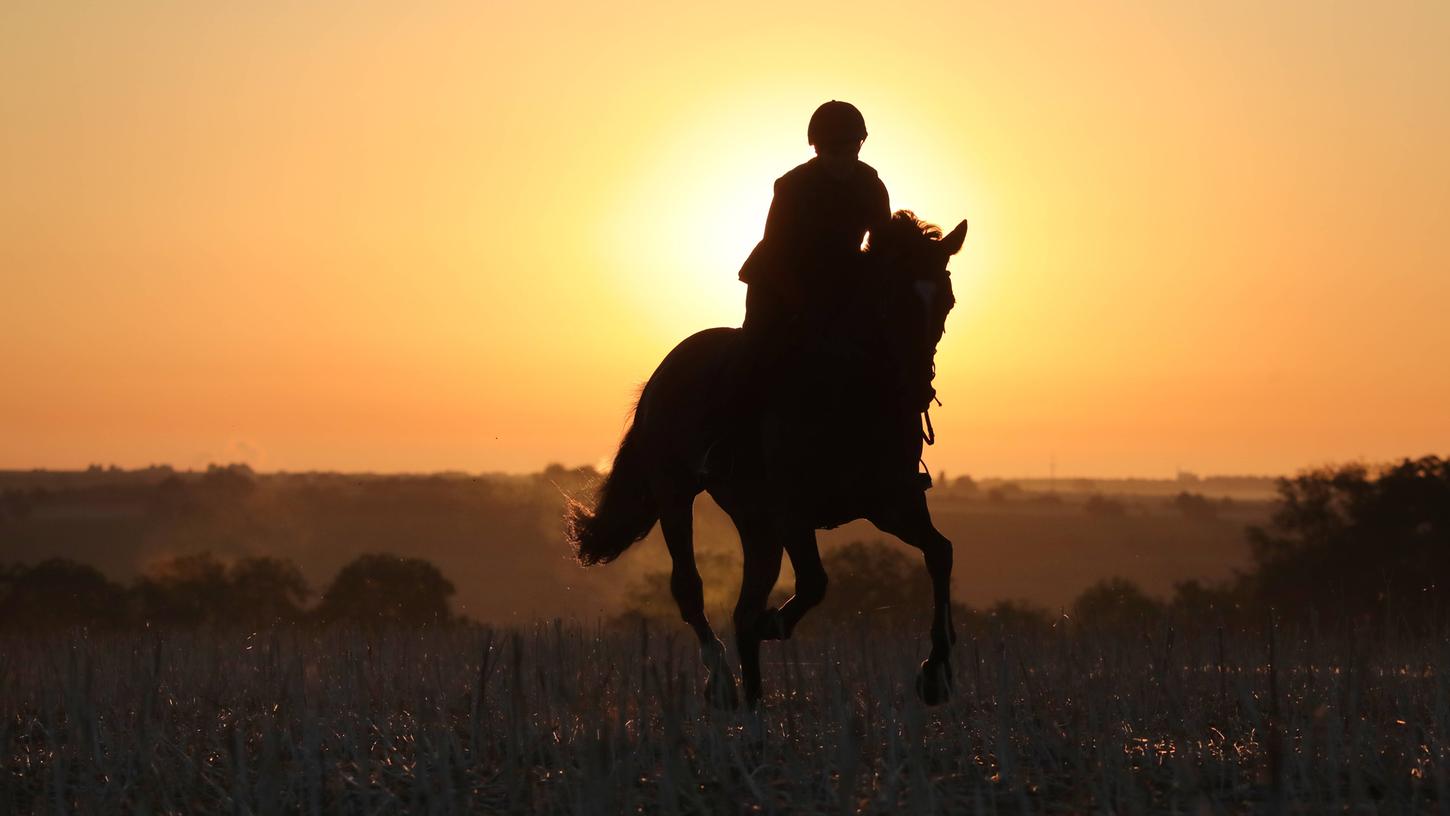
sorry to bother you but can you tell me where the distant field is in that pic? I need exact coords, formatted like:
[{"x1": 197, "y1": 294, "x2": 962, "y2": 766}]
[
  {"x1": 0, "y1": 468, "x2": 1270, "y2": 620},
  {"x1": 3, "y1": 621, "x2": 1443, "y2": 813}
]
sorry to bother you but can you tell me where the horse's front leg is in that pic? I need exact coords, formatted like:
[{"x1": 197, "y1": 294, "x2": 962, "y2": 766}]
[{"x1": 870, "y1": 491, "x2": 956, "y2": 704}]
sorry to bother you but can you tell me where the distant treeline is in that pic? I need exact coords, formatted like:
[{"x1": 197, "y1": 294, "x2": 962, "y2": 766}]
[
  {"x1": 1, "y1": 457, "x2": 1444, "y2": 630},
  {"x1": 0, "y1": 463, "x2": 611, "y2": 622},
  {"x1": 0, "y1": 552, "x2": 456, "y2": 630}
]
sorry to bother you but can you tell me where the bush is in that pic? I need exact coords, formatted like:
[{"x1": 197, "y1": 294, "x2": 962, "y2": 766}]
[
  {"x1": 1072, "y1": 577, "x2": 1162, "y2": 629},
  {"x1": 0, "y1": 559, "x2": 127, "y2": 630},
  {"x1": 316, "y1": 553, "x2": 456, "y2": 626}
]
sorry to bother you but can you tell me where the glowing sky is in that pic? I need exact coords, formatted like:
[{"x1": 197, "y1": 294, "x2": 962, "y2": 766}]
[{"x1": 3, "y1": 1, "x2": 1447, "y2": 477}]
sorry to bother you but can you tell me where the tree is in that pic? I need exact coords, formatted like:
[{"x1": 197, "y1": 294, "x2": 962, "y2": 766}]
[
  {"x1": 134, "y1": 552, "x2": 310, "y2": 628},
  {"x1": 316, "y1": 553, "x2": 456, "y2": 626},
  {"x1": 1247, "y1": 457, "x2": 1450, "y2": 622},
  {"x1": 228, "y1": 556, "x2": 310, "y2": 626},
  {"x1": 1170, "y1": 578, "x2": 1250, "y2": 627},
  {"x1": 136, "y1": 552, "x2": 233, "y2": 626}
]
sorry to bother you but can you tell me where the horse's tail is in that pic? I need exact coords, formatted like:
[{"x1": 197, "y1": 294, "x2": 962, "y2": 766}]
[{"x1": 566, "y1": 413, "x2": 658, "y2": 566}]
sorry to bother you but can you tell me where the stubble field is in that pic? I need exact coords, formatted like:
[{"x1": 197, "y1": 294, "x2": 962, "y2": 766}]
[{"x1": 5, "y1": 620, "x2": 1447, "y2": 814}]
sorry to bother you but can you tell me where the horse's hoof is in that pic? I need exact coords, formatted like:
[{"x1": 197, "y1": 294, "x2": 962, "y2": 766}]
[
  {"x1": 743, "y1": 688, "x2": 763, "y2": 712},
  {"x1": 915, "y1": 658, "x2": 953, "y2": 705},
  {"x1": 700, "y1": 640, "x2": 738, "y2": 709},
  {"x1": 704, "y1": 669, "x2": 739, "y2": 710}
]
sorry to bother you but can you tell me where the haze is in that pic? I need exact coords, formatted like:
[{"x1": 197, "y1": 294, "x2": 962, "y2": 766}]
[{"x1": 3, "y1": 1, "x2": 1447, "y2": 477}]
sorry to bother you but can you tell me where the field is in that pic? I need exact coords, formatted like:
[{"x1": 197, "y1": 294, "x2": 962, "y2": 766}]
[{"x1": 6, "y1": 620, "x2": 1448, "y2": 814}]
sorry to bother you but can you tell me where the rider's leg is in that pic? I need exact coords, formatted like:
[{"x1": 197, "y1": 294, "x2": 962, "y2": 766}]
[{"x1": 702, "y1": 286, "x2": 791, "y2": 479}]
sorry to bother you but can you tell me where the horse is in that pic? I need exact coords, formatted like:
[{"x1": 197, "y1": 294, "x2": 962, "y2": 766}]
[{"x1": 566, "y1": 211, "x2": 967, "y2": 708}]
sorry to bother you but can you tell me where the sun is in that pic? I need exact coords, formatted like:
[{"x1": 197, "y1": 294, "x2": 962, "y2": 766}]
[
  {"x1": 595, "y1": 90, "x2": 988, "y2": 352},
  {"x1": 600, "y1": 119, "x2": 799, "y2": 342}
]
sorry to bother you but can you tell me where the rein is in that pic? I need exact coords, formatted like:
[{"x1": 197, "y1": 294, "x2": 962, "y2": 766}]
[{"x1": 921, "y1": 393, "x2": 941, "y2": 446}]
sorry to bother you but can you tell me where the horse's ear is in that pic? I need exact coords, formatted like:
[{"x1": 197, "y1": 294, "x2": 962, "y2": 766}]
[{"x1": 941, "y1": 220, "x2": 968, "y2": 255}]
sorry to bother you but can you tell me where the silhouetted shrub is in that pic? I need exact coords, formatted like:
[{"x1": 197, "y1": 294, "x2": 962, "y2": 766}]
[
  {"x1": 136, "y1": 553, "x2": 233, "y2": 626},
  {"x1": 134, "y1": 552, "x2": 311, "y2": 628},
  {"x1": 1072, "y1": 577, "x2": 1162, "y2": 629},
  {"x1": 1169, "y1": 578, "x2": 1252, "y2": 628},
  {"x1": 227, "y1": 556, "x2": 310, "y2": 626},
  {"x1": 0, "y1": 559, "x2": 126, "y2": 630},
  {"x1": 316, "y1": 553, "x2": 456, "y2": 626},
  {"x1": 959, "y1": 598, "x2": 1053, "y2": 634},
  {"x1": 617, "y1": 550, "x2": 740, "y2": 624},
  {"x1": 812, "y1": 540, "x2": 928, "y2": 627}
]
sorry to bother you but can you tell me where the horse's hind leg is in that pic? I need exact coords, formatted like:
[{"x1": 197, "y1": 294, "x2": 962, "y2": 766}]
[
  {"x1": 731, "y1": 518, "x2": 783, "y2": 709},
  {"x1": 870, "y1": 491, "x2": 957, "y2": 705},
  {"x1": 660, "y1": 501, "x2": 736, "y2": 708}
]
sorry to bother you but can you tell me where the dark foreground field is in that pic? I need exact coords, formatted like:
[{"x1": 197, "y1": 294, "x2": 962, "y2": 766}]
[{"x1": 5, "y1": 622, "x2": 1447, "y2": 814}]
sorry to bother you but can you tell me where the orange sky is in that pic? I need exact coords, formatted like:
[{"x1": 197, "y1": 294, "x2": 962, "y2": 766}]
[{"x1": 3, "y1": 2, "x2": 1447, "y2": 477}]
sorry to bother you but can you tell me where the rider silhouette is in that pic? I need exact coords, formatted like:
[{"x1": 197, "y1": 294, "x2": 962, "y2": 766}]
[
  {"x1": 739, "y1": 100, "x2": 891, "y2": 338},
  {"x1": 704, "y1": 101, "x2": 891, "y2": 479}
]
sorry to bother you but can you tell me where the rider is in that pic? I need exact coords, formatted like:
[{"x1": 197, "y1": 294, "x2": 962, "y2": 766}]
[
  {"x1": 704, "y1": 101, "x2": 891, "y2": 479},
  {"x1": 738, "y1": 100, "x2": 891, "y2": 340}
]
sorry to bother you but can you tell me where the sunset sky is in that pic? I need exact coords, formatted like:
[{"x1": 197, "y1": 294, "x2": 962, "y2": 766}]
[{"x1": 3, "y1": 1, "x2": 1447, "y2": 478}]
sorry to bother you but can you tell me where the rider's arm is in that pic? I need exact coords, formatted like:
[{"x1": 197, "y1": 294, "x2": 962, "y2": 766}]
[
  {"x1": 762, "y1": 176, "x2": 798, "y2": 244},
  {"x1": 868, "y1": 177, "x2": 891, "y2": 238},
  {"x1": 742, "y1": 177, "x2": 805, "y2": 298}
]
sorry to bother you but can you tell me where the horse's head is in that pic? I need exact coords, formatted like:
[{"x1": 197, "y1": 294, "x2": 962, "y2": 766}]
[{"x1": 865, "y1": 210, "x2": 967, "y2": 405}]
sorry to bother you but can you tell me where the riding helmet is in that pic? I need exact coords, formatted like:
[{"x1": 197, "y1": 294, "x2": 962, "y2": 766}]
[{"x1": 807, "y1": 100, "x2": 868, "y2": 146}]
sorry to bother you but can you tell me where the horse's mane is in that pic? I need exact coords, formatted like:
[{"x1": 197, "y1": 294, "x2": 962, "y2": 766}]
[{"x1": 866, "y1": 210, "x2": 942, "y2": 252}]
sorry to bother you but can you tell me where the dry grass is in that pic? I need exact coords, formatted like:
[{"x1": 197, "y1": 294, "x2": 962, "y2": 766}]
[{"x1": 4, "y1": 620, "x2": 1448, "y2": 813}]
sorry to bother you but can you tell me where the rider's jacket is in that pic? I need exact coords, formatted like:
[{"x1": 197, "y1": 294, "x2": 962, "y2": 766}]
[{"x1": 738, "y1": 157, "x2": 890, "y2": 327}]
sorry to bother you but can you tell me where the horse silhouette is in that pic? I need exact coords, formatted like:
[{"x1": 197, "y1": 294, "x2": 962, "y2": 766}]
[{"x1": 568, "y1": 211, "x2": 967, "y2": 707}]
